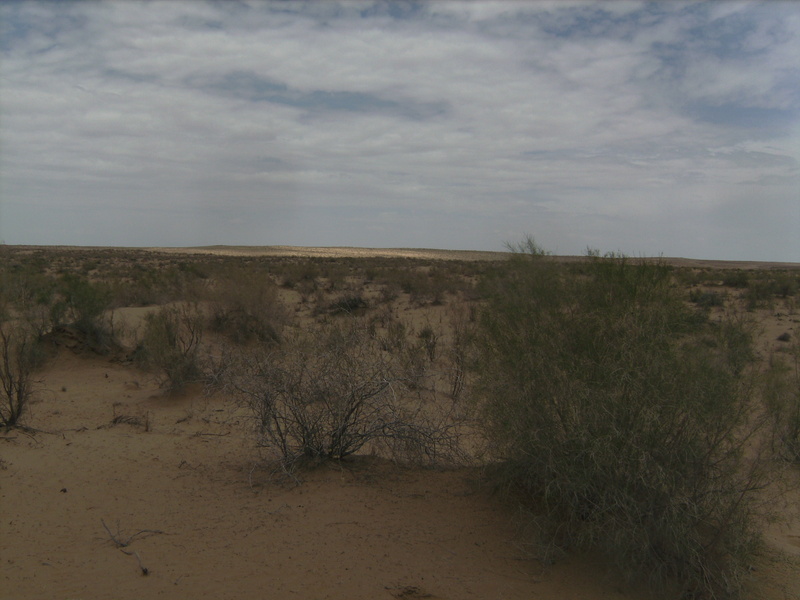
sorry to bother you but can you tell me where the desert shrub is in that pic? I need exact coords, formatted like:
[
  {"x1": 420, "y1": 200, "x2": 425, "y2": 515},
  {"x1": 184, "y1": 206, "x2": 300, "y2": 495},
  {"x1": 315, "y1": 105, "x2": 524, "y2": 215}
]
[
  {"x1": 377, "y1": 282, "x2": 401, "y2": 304},
  {"x1": 229, "y1": 321, "x2": 464, "y2": 470},
  {"x1": 689, "y1": 288, "x2": 725, "y2": 308},
  {"x1": 418, "y1": 325, "x2": 438, "y2": 361},
  {"x1": 109, "y1": 267, "x2": 164, "y2": 306},
  {"x1": 374, "y1": 266, "x2": 447, "y2": 306},
  {"x1": 56, "y1": 274, "x2": 111, "y2": 328},
  {"x1": 379, "y1": 318, "x2": 408, "y2": 354},
  {"x1": 475, "y1": 239, "x2": 772, "y2": 598},
  {"x1": 0, "y1": 324, "x2": 43, "y2": 427},
  {"x1": 134, "y1": 305, "x2": 204, "y2": 392},
  {"x1": 0, "y1": 257, "x2": 59, "y2": 336},
  {"x1": 446, "y1": 307, "x2": 476, "y2": 402},
  {"x1": 108, "y1": 259, "x2": 210, "y2": 307},
  {"x1": 765, "y1": 272, "x2": 800, "y2": 299},
  {"x1": 51, "y1": 274, "x2": 117, "y2": 352},
  {"x1": 743, "y1": 279, "x2": 775, "y2": 311},
  {"x1": 208, "y1": 270, "x2": 285, "y2": 345},
  {"x1": 397, "y1": 336, "x2": 430, "y2": 391},
  {"x1": 764, "y1": 342, "x2": 800, "y2": 462},
  {"x1": 319, "y1": 261, "x2": 349, "y2": 290},
  {"x1": 3, "y1": 267, "x2": 58, "y2": 314},
  {"x1": 278, "y1": 261, "x2": 320, "y2": 291},
  {"x1": 722, "y1": 271, "x2": 750, "y2": 289},
  {"x1": 325, "y1": 294, "x2": 368, "y2": 316}
]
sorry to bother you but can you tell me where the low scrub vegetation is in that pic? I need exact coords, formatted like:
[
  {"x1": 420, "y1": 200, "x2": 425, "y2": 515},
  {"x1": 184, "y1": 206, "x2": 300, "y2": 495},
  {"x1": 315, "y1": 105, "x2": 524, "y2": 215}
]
[
  {"x1": 474, "y1": 239, "x2": 776, "y2": 599},
  {"x1": 764, "y1": 341, "x2": 800, "y2": 463},
  {"x1": 133, "y1": 304, "x2": 204, "y2": 392},
  {"x1": 50, "y1": 274, "x2": 118, "y2": 353},
  {"x1": 227, "y1": 321, "x2": 465, "y2": 471},
  {"x1": 0, "y1": 324, "x2": 41, "y2": 427},
  {"x1": 207, "y1": 268, "x2": 285, "y2": 345},
  {"x1": 2, "y1": 244, "x2": 798, "y2": 598}
]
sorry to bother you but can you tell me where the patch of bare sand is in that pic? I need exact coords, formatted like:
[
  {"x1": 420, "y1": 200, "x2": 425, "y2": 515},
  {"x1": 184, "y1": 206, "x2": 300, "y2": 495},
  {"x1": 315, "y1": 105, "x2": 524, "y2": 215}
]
[{"x1": 1, "y1": 350, "x2": 669, "y2": 600}]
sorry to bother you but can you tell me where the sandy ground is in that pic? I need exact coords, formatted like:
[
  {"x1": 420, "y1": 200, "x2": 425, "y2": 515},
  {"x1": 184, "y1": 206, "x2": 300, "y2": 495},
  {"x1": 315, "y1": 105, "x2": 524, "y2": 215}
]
[
  {"x1": 1, "y1": 349, "x2": 668, "y2": 600},
  {"x1": 3, "y1": 351, "x2": 798, "y2": 600},
  {"x1": 2, "y1": 246, "x2": 800, "y2": 599}
]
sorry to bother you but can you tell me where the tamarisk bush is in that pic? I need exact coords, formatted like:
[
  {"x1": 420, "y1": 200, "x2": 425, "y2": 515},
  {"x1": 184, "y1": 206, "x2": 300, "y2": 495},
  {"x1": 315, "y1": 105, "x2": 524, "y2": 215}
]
[{"x1": 475, "y1": 239, "x2": 774, "y2": 599}]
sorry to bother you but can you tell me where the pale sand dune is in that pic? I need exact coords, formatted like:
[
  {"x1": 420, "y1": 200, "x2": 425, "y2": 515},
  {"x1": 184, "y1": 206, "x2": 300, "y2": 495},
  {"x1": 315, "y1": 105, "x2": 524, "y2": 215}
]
[
  {"x1": 21, "y1": 243, "x2": 800, "y2": 269},
  {"x1": 153, "y1": 245, "x2": 800, "y2": 269},
  {"x1": 147, "y1": 245, "x2": 510, "y2": 262}
]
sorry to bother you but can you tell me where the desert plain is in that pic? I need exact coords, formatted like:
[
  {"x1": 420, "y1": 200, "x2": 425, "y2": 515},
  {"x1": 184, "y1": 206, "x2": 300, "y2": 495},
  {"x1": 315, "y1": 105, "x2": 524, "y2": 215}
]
[{"x1": 1, "y1": 245, "x2": 800, "y2": 600}]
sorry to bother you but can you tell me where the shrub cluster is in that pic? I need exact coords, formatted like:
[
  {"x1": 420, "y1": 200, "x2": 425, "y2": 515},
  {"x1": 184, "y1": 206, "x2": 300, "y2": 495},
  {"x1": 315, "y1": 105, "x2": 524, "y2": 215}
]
[
  {"x1": 133, "y1": 305, "x2": 204, "y2": 392},
  {"x1": 475, "y1": 240, "x2": 771, "y2": 598},
  {"x1": 207, "y1": 269, "x2": 285, "y2": 345},
  {"x1": 0, "y1": 324, "x2": 41, "y2": 427}
]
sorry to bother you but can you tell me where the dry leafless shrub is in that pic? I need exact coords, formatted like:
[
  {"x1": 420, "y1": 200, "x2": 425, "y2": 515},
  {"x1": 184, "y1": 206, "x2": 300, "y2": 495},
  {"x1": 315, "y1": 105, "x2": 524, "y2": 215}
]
[
  {"x1": 0, "y1": 324, "x2": 41, "y2": 427},
  {"x1": 228, "y1": 320, "x2": 466, "y2": 472},
  {"x1": 446, "y1": 307, "x2": 476, "y2": 402}
]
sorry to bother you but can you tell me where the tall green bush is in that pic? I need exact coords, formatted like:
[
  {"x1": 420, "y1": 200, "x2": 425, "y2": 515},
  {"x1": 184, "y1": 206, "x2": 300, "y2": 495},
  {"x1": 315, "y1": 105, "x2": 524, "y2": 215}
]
[{"x1": 475, "y1": 240, "x2": 770, "y2": 598}]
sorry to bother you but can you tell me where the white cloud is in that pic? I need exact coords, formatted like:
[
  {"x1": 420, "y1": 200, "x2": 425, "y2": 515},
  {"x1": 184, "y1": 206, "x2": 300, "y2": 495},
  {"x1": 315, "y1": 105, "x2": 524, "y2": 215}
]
[{"x1": 0, "y1": 0, "x2": 798, "y2": 260}]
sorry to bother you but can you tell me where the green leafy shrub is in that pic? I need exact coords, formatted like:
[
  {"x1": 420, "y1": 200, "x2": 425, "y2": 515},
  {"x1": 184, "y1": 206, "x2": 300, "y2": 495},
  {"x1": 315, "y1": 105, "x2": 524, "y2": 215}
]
[
  {"x1": 475, "y1": 240, "x2": 772, "y2": 598},
  {"x1": 51, "y1": 274, "x2": 117, "y2": 353},
  {"x1": 764, "y1": 342, "x2": 800, "y2": 463}
]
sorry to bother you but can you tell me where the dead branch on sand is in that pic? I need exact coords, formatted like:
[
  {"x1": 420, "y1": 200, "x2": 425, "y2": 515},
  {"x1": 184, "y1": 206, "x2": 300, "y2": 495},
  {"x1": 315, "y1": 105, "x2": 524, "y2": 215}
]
[
  {"x1": 101, "y1": 518, "x2": 165, "y2": 575},
  {"x1": 101, "y1": 518, "x2": 165, "y2": 548}
]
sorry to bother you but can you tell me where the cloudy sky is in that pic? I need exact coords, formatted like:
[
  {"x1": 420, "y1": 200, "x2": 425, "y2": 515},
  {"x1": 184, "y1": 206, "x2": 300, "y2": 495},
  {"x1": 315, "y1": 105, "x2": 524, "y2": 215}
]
[{"x1": 1, "y1": 1, "x2": 798, "y2": 260}]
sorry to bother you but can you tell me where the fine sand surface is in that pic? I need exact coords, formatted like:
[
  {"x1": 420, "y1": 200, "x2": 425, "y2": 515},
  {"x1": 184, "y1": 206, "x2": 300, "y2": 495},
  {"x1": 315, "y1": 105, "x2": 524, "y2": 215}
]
[
  {"x1": 2, "y1": 246, "x2": 800, "y2": 599},
  {"x1": 2, "y1": 349, "x2": 667, "y2": 600}
]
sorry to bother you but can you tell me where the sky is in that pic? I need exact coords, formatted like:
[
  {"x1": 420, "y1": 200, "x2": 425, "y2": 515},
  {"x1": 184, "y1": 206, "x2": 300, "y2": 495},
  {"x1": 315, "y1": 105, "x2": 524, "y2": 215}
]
[{"x1": 1, "y1": 1, "x2": 798, "y2": 261}]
